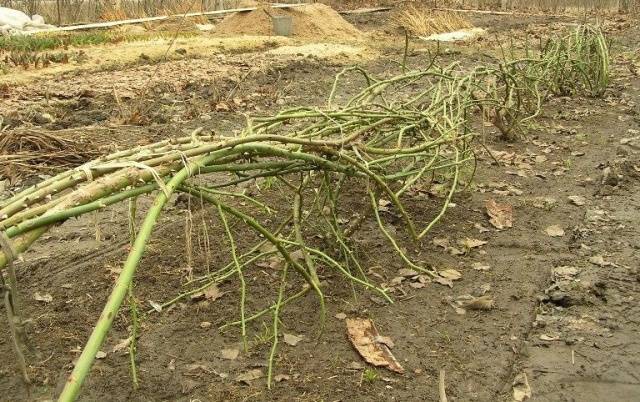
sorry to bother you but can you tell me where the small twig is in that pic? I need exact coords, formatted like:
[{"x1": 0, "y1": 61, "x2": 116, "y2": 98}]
[
  {"x1": 267, "y1": 262, "x2": 288, "y2": 389},
  {"x1": 439, "y1": 369, "x2": 448, "y2": 402},
  {"x1": 402, "y1": 28, "x2": 410, "y2": 73},
  {"x1": 217, "y1": 204, "x2": 249, "y2": 352},
  {"x1": 0, "y1": 232, "x2": 31, "y2": 393}
]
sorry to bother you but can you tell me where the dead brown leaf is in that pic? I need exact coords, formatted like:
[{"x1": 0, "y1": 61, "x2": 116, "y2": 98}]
[
  {"x1": 283, "y1": 333, "x2": 302, "y2": 346},
  {"x1": 439, "y1": 269, "x2": 462, "y2": 281},
  {"x1": 112, "y1": 337, "x2": 132, "y2": 354},
  {"x1": 545, "y1": 225, "x2": 565, "y2": 237},
  {"x1": 512, "y1": 372, "x2": 532, "y2": 401},
  {"x1": 191, "y1": 284, "x2": 225, "y2": 302},
  {"x1": 149, "y1": 300, "x2": 162, "y2": 312},
  {"x1": 589, "y1": 255, "x2": 611, "y2": 267},
  {"x1": 567, "y1": 195, "x2": 586, "y2": 206},
  {"x1": 34, "y1": 292, "x2": 53, "y2": 303},
  {"x1": 397, "y1": 268, "x2": 419, "y2": 277},
  {"x1": 461, "y1": 296, "x2": 494, "y2": 310},
  {"x1": 432, "y1": 237, "x2": 450, "y2": 249},
  {"x1": 434, "y1": 277, "x2": 454, "y2": 287},
  {"x1": 221, "y1": 348, "x2": 240, "y2": 360},
  {"x1": 345, "y1": 318, "x2": 404, "y2": 374},
  {"x1": 236, "y1": 368, "x2": 264, "y2": 384},
  {"x1": 274, "y1": 374, "x2": 290, "y2": 382},
  {"x1": 472, "y1": 262, "x2": 491, "y2": 271},
  {"x1": 458, "y1": 237, "x2": 488, "y2": 249},
  {"x1": 474, "y1": 223, "x2": 491, "y2": 233},
  {"x1": 378, "y1": 198, "x2": 392, "y2": 212},
  {"x1": 485, "y1": 199, "x2": 513, "y2": 230}
]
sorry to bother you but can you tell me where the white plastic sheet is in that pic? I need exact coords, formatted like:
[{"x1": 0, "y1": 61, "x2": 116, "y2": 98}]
[
  {"x1": 421, "y1": 28, "x2": 487, "y2": 42},
  {"x1": 0, "y1": 7, "x2": 54, "y2": 35}
]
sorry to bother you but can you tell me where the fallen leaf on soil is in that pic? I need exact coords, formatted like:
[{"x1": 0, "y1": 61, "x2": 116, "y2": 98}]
[
  {"x1": 191, "y1": 285, "x2": 225, "y2": 302},
  {"x1": 186, "y1": 363, "x2": 212, "y2": 374},
  {"x1": 458, "y1": 237, "x2": 488, "y2": 249},
  {"x1": 472, "y1": 262, "x2": 491, "y2": 271},
  {"x1": 485, "y1": 199, "x2": 513, "y2": 230},
  {"x1": 434, "y1": 277, "x2": 454, "y2": 287},
  {"x1": 112, "y1": 337, "x2": 132, "y2": 354},
  {"x1": 378, "y1": 198, "x2": 392, "y2": 212},
  {"x1": 95, "y1": 351, "x2": 107, "y2": 359},
  {"x1": 181, "y1": 378, "x2": 201, "y2": 394},
  {"x1": 534, "y1": 155, "x2": 547, "y2": 164},
  {"x1": 204, "y1": 285, "x2": 224, "y2": 301},
  {"x1": 335, "y1": 312, "x2": 347, "y2": 320},
  {"x1": 236, "y1": 368, "x2": 264, "y2": 384},
  {"x1": 453, "y1": 306, "x2": 467, "y2": 315},
  {"x1": 552, "y1": 266, "x2": 578, "y2": 279},
  {"x1": 345, "y1": 318, "x2": 404, "y2": 374},
  {"x1": 532, "y1": 197, "x2": 556, "y2": 209},
  {"x1": 398, "y1": 268, "x2": 419, "y2": 277},
  {"x1": 200, "y1": 321, "x2": 212, "y2": 329},
  {"x1": 478, "y1": 283, "x2": 492, "y2": 295},
  {"x1": 274, "y1": 374, "x2": 290, "y2": 382},
  {"x1": 439, "y1": 269, "x2": 462, "y2": 281},
  {"x1": 283, "y1": 333, "x2": 302, "y2": 346},
  {"x1": 432, "y1": 237, "x2": 464, "y2": 256},
  {"x1": 461, "y1": 296, "x2": 494, "y2": 310},
  {"x1": 34, "y1": 292, "x2": 53, "y2": 303},
  {"x1": 539, "y1": 334, "x2": 560, "y2": 341},
  {"x1": 373, "y1": 335, "x2": 395, "y2": 348},
  {"x1": 289, "y1": 249, "x2": 305, "y2": 263},
  {"x1": 512, "y1": 372, "x2": 532, "y2": 401},
  {"x1": 545, "y1": 225, "x2": 565, "y2": 237},
  {"x1": 589, "y1": 255, "x2": 611, "y2": 267},
  {"x1": 258, "y1": 243, "x2": 277, "y2": 254},
  {"x1": 149, "y1": 300, "x2": 162, "y2": 312},
  {"x1": 221, "y1": 348, "x2": 240, "y2": 360},
  {"x1": 567, "y1": 195, "x2": 586, "y2": 206},
  {"x1": 474, "y1": 223, "x2": 491, "y2": 233},
  {"x1": 390, "y1": 276, "x2": 404, "y2": 286},
  {"x1": 433, "y1": 237, "x2": 451, "y2": 249}
]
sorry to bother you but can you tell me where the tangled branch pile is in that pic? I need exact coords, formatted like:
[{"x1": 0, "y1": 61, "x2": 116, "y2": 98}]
[{"x1": 0, "y1": 25, "x2": 609, "y2": 401}]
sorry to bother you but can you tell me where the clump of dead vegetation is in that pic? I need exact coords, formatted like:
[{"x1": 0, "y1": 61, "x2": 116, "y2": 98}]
[
  {"x1": 393, "y1": 6, "x2": 472, "y2": 36},
  {"x1": 0, "y1": 127, "x2": 102, "y2": 184}
]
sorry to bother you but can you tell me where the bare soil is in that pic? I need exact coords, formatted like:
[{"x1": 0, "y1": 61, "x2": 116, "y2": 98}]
[
  {"x1": 1, "y1": 8, "x2": 639, "y2": 402},
  {"x1": 215, "y1": 4, "x2": 364, "y2": 41}
]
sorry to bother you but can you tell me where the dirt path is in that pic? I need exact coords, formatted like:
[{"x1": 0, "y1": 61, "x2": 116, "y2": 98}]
[{"x1": 510, "y1": 78, "x2": 640, "y2": 401}]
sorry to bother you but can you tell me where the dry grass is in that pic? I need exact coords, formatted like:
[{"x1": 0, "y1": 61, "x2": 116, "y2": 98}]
[
  {"x1": 0, "y1": 129, "x2": 102, "y2": 183},
  {"x1": 393, "y1": 6, "x2": 473, "y2": 37},
  {"x1": 99, "y1": 7, "x2": 138, "y2": 22}
]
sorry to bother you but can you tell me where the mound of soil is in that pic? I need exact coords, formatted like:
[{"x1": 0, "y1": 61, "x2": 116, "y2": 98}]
[{"x1": 214, "y1": 4, "x2": 363, "y2": 41}]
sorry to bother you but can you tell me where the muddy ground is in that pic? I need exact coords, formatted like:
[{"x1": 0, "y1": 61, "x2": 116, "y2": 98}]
[{"x1": 1, "y1": 9, "x2": 639, "y2": 402}]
